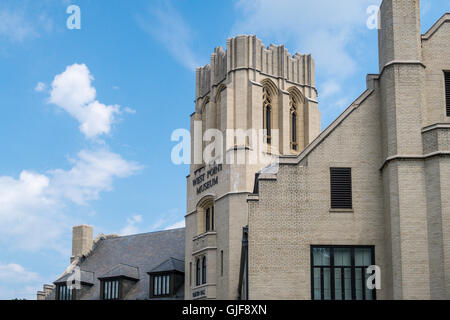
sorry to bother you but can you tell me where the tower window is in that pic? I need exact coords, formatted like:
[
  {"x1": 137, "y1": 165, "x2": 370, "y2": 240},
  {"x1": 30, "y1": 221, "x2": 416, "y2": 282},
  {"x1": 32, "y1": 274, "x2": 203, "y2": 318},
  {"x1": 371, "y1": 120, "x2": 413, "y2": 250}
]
[
  {"x1": 330, "y1": 168, "x2": 352, "y2": 209},
  {"x1": 263, "y1": 87, "x2": 272, "y2": 144},
  {"x1": 290, "y1": 95, "x2": 298, "y2": 151},
  {"x1": 196, "y1": 258, "x2": 201, "y2": 286},
  {"x1": 445, "y1": 72, "x2": 450, "y2": 117},
  {"x1": 204, "y1": 203, "x2": 214, "y2": 233},
  {"x1": 202, "y1": 256, "x2": 207, "y2": 284}
]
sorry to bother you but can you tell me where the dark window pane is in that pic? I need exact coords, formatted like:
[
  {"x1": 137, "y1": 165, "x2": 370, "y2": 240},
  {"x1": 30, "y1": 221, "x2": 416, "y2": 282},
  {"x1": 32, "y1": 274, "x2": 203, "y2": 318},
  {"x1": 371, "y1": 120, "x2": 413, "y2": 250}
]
[
  {"x1": 313, "y1": 248, "x2": 330, "y2": 266},
  {"x1": 445, "y1": 72, "x2": 450, "y2": 116}
]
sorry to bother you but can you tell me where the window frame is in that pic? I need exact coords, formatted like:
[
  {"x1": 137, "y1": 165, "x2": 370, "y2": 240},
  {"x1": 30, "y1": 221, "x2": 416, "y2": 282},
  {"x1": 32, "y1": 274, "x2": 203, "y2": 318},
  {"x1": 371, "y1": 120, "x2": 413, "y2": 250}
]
[
  {"x1": 310, "y1": 245, "x2": 376, "y2": 301},
  {"x1": 201, "y1": 256, "x2": 207, "y2": 285},
  {"x1": 149, "y1": 272, "x2": 173, "y2": 298},
  {"x1": 55, "y1": 283, "x2": 75, "y2": 300},
  {"x1": 204, "y1": 203, "x2": 215, "y2": 233},
  {"x1": 196, "y1": 258, "x2": 201, "y2": 286},
  {"x1": 445, "y1": 71, "x2": 450, "y2": 117},
  {"x1": 100, "y1": 278, "x2": 121, "y2": 300}
]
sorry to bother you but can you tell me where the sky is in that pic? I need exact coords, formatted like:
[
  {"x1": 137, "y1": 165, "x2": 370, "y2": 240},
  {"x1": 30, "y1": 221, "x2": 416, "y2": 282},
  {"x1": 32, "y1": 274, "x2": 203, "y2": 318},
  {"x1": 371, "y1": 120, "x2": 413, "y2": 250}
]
[{"x1": 0, "y1": 0, "x2": 448, "y2": 300}]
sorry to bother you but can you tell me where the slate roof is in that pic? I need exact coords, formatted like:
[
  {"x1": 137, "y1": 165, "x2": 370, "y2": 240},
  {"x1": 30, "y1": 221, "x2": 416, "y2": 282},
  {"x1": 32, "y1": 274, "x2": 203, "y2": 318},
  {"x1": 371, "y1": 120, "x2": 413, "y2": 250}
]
[
  {"x1": 55, "y1": 269, "x2": 95, "y2": 285},
  {"x1": 149, "y1": 257, "x2": 185, "y2": 273},
  {"x1": 53, "y1": 228, "x2": 185, "y2": 300}
]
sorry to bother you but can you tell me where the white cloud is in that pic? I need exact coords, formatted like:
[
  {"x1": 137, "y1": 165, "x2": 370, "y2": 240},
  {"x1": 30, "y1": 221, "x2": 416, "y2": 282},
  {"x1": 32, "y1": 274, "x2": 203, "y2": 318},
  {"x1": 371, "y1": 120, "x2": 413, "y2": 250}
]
[
  {"x1": 0, "y1": 9, "x2": 37, "y2": 42},
  {"x1": 124, "y1": 107, "x2": 136, "y2": 114},
  {"x1": 0, "y1": 149, "x2": 142, "y2": 251},
  {"x1": 34, "y1": 82, "x2": 47, "y2": 92},
  {"x1": 49, "y1": 149, "x2": 143, "y2": 205},
  {"x1": 49, "y1": 64, "x2": 121, "y2": 139},
  {"x1": 137, "y1": 2, "x2": 200, "y2": 70},
  {"x1": 0, "y1": 262, "x2": 39, "y2": 283},
  {"x1": 120, "y1": 215, "x2": 143, "y2": 236},
  {"x1": 164, "y1": 220, "x2": 185, "y2": 230},
  {"x1": 0, "y1": 263, "x2": 42, "y2": 299},
  {"x1": 232, "y1": 0, "x2": 378, "y2": 78}
]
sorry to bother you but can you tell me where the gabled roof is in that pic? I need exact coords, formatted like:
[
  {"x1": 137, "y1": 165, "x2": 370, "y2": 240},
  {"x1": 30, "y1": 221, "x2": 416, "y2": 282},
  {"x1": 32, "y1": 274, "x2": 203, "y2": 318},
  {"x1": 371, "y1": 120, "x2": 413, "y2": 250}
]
[
  {"x1": 98, "y1": 264, "x2": 139, "y2": 281},
  {"x1": 422, "y1": 13, "x2": 450, "y2": 40},
  {"x1": 54, "y1": 269, "x2": 95, "y2": 285},
  {"x1": 149, "y1": 257, "x2": 185, "y2": 274}
]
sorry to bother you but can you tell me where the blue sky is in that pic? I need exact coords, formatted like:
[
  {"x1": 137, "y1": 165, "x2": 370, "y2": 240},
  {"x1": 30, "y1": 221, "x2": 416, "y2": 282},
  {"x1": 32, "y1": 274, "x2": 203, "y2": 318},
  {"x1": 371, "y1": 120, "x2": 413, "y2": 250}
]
[{"x1": 0, "y1": 0, "x2": 448, "y2": 299}]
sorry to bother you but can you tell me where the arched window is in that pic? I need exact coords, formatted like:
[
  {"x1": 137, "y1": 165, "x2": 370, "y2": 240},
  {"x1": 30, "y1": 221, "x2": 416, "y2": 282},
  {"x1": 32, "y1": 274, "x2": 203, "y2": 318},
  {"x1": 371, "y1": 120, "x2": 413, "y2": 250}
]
[
  {"x1": 205, "y1": 203, "x2": 214, "y2": 233},
  {"x1": 196, "y1": 258, "x2": 201, "y2": 286},
  {"x1": 205, "y1": 208, "x2": 210, "y2": 232},
  {"x1": 290, "y1": 95, "x2": 298, "y2": 151},
  {"x1": 263, "y1": 86, "x2": 272, "y2": 144},
  {"x1": 202, "y1": 256, "x2": 207, "y2": 284}
]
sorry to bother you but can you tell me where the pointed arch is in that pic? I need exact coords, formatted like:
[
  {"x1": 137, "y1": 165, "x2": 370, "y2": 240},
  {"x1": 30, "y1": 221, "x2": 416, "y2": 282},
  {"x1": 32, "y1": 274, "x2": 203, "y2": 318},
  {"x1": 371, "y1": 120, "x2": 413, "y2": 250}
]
[
  {"x1": 261, "y1": 79, "x2": 279, "y2": 145},
  {"x1": 215, "y1": 84, "x2": 226, "y2": 131},
  {"x1": 287, "y1": 86, "x2": 305, "y2": 152}
]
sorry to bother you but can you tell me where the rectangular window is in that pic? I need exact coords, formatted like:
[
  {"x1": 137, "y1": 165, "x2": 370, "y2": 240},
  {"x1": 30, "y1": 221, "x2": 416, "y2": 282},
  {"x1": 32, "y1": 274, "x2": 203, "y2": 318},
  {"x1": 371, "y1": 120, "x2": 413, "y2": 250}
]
[
  {"x1": 56, "y1": 284, "x2": 73, "y2": 300},
  {"x1": 221, "y1": 250, "x2": 224, "y2": 277},
  {"x1": 102, "y1": 279, "x2": 120, "y2": 300},
  {"x1": 152, "y1": 274, "x2": 171, "y2": 297},
  {"x1": 311, "y1": 246, "x2": 375, "y2": 300},
  {"x1": 445, "y1": 72, "x2": 450, "y2": 117},
  {"x1": 330, "y1": 168, "x2": 352, "y2": 209}
]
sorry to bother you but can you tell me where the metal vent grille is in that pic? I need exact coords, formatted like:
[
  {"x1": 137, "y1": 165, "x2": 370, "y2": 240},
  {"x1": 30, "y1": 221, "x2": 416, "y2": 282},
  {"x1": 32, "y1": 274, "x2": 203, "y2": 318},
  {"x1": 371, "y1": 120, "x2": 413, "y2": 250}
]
[
  {"x1": 445, "y1": 72, "x2": 450, "y2": 117},
  {"x1": 330, "y1": 168, "x2": 352, "y2": 209}
]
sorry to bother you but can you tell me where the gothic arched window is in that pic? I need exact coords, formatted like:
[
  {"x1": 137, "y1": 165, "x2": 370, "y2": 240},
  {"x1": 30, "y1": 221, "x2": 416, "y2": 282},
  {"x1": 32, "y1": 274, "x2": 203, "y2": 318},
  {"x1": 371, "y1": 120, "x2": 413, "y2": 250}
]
[
  {"x1": 202, "y1": 256, "x2": 207, "y2": 284},
  {"x1": 290, "y1": 95, "x2": 298, "y2": 151},
  {"x1": 205, "y1": 203, "x2": 214, "y2": 233},
  {"x1": 263, "y1": 87, "x2": 272, "y2": 144},
  {"x1": 196, "y1": 258, "x2": 201, "y2": 286}
]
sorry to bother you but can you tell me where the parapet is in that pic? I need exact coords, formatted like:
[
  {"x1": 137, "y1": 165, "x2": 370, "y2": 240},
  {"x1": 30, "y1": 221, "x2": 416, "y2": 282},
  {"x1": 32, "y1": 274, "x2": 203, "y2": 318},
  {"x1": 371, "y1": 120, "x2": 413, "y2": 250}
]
[{"x1": 196, "y1": 35, "x2": 315, "y2": 99}]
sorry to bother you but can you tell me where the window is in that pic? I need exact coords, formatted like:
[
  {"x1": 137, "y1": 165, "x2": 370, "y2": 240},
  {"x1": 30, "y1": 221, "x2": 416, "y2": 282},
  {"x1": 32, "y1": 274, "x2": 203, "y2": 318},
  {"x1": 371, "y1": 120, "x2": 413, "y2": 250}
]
[
  {"x1": 189, "y1": 262, "x2": 192, "y2": 286},
  {"x1": 101, "y1": 279, "x2": 120, "y2": 300},
  {"x1": 445, "y1": 72, "x2": 450, "y2": 117},
  {"x1": 290, "y1": 95, "x2": 298, "y2": 151},
  {"x1": 311, "y1": 246, "x2": 375, "y2": 300},
  {"x1": 263, "y1": 87, "x2": 272, "y2": 144},
  {"x1": 202, "y1": 256, "x2": 207, "y2": 284},
  {"x1": 56, "y1": 284, "x2": 73, "y2": 300},
  {"x1": 221, "y1": 250, "x2": 224, "y2": 277},
  {"x1": 196, "y1": 258, "x2": 201, "y2": 286},
  {"x1": 330, "y1": 168, "x2": 352, "y2": 209},
  {"x1": 151, "y1": 274, "x2": 171, "y2": 297},
  {"x1": 204, "y1": 203, "x2": 214, "y2": 233}
]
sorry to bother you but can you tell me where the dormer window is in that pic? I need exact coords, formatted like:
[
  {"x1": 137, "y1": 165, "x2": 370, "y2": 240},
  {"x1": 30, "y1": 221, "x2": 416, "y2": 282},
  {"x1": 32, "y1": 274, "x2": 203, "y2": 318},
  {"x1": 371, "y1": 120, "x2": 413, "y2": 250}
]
[
  {"x1": 148, "y1": 257, "x2": 185, "y2": 299},
  {"x1": 150, "y1": 274, "x2": 171, "y2": 297},
  {"x1": 56, "y1": 284, "x2": 74, "y2": 300},
  {"x1": 101, "y1": 279, "x2": 120, "y2": 300}
]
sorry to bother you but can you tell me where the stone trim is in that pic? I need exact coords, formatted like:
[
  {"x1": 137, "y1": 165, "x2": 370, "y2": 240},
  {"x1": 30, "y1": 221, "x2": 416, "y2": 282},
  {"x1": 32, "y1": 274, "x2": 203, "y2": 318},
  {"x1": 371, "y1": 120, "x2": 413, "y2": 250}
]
[
  {"x1": 380, "y1": 152, "x2": 450, "y2": 171},
  {"x1": 422, "y1": 13, "x2": 450, "y2": 40},
  {"x1": 421, "y1": 123, "x2": 450, "y2": 133}
]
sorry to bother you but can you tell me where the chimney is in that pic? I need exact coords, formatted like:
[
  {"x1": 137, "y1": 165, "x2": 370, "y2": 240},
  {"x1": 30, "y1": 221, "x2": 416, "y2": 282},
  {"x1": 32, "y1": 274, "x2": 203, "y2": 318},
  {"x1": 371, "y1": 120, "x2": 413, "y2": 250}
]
[
  {"x1": 71, "y1": 225, "x2": 93, "y2": 263},
  {"x1": 43, "y1": 284, "x2": 55, "y2": 296},
  {"x1": 37, "y1": 291, "x2": 46, "y2": 300}
]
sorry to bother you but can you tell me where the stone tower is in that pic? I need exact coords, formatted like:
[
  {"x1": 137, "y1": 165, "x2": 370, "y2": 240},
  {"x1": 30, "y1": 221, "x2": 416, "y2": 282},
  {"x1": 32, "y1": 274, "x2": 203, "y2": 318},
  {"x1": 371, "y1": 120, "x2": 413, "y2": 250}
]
[
  {"x1": 185, "y1": 35, "x2": 321, "y2": 299},
  {"x1": 379, "y1": 0, "x2": 450, "y2": 299}
]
